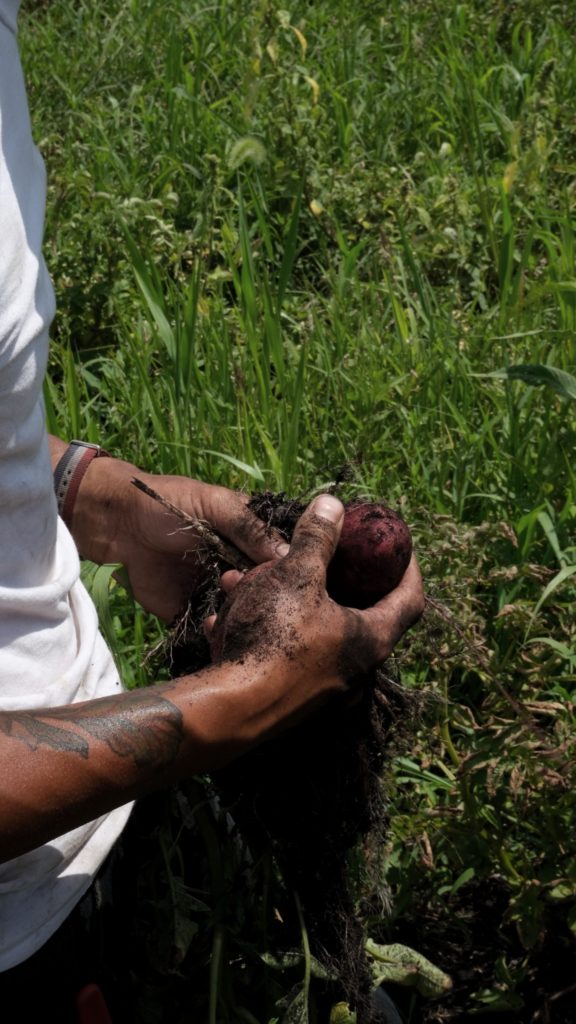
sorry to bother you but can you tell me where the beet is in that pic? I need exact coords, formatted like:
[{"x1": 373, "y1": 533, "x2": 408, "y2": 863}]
[
  {"x1": 243, "y1": 494, "x2": 413, "y2": 611},
  {"x1": 326, "y1": 502, "x2": 412, "y2": 609},
  {"x1": 209, "y1": 500, "x2": 413, "y2": 666}
]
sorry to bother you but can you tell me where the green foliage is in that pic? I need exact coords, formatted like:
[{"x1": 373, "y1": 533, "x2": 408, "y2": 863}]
[{"x1": 20, "y1": 0, "x2": 576, "y2": 1019}]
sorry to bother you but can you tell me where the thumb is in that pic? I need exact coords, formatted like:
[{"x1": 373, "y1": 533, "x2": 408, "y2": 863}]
[{"x1": 285, "y1": 495, "x2": 345, "y2": 574}]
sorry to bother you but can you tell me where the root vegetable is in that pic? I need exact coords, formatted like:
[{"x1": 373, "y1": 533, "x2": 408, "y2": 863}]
[
  {"x1": 211, "y1": 501, "x2": 412, "y2": 647},
  {"x1": 326, "y1": 502, "x2": 412, "y2": 609}
]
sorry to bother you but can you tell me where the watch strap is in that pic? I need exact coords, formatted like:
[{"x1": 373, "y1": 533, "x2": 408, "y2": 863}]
[{"x1": 54, "y1": 440, "x2": 110, "y2": 528}]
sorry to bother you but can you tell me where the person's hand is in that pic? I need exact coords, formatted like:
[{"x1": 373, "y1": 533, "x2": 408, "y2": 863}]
[
  {"x1": 71, "y1": 456, "x2": 288, "y2": 621},
  {"x1": 204, "y1": 495, "x2": 425, "y2": 704},
  {"x1": 122, "y1": 472, "x2": 290, "y2": 622}
]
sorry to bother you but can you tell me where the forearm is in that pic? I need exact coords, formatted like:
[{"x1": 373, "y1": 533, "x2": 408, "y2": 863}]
[
  {"x1": 48, "y1": 434, "x2": 68, "y2": 467},
  {"x1": 0, "y1": 677, "x2": 182, "y2": 861},
  {"x1": 0, "y1": 655, "x2": 328, "y2": 863}
]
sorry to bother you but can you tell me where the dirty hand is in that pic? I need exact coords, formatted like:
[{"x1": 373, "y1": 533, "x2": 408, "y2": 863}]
[
  {"x1": 204, "y1": 494, "x2": 425, "y2": 699},
  {"x1": 71, "y1": 457, "x2": 288, "y2": 622}
]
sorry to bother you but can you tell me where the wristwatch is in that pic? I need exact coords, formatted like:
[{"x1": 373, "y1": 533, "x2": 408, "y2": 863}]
[{"x1": 53, "y1": 440, "x2": 110, "y2": 528}]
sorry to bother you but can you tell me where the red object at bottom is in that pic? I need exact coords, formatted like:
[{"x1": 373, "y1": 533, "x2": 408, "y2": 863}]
[{"x1": 75, "y1": 983, "x2": 113, "y2": 1024}]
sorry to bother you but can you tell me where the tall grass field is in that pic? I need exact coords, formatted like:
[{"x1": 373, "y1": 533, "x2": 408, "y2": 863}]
[{"x1": 20, "y1": 0, "x2": 576, "y2": 1021}]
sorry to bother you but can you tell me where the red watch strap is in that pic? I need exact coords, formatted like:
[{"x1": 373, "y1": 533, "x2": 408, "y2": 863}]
[{"x1": 53, "y1": 441, "x2": 110, "y2": 529}]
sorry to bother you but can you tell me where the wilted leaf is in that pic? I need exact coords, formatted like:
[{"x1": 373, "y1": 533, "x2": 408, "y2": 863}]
[
  {"x1": 304, "y1": 75, "x2": 320, "y2": 104},
  {"x1": 329, "y1": 1002, "x2": 356, "y2": 1024},
  {"x1": 366, "y1": 939, "x2": 452, "y2": 998},
  {"x1": 277, "y1": 983, "x2": 309, "y2": 1024},
  {"x1": 291, "y1": 25, "x2": 308, "y2": 54}
]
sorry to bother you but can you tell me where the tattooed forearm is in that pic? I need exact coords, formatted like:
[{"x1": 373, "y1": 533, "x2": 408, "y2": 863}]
[
  {"x1": 75, "y1": 693, "x2": 184, "y2": 767},
  {"x1": 0, "y1": 716, "x2": 89, "y2": 757},
  {"x1": 0, "y1": 691, "x2": 184, "y2": 768}
]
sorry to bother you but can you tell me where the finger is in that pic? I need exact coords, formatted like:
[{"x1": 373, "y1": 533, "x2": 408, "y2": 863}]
[
  {"x1": 360, "y1": 554, "x2": 425, "y2": 658},
  {"x1": 205, "y1": 487, "x2": 290, "y2": 564},
  {"x1": 220, "y1": 569, "x2": 245, "y2": 594},
  {"x1": 285, "y1": 495, "x2": 344, "y2": 574},
  {"x1": 385, "y1": 553, "x2": 425, "y2": 620},
  {"x1": 202, "y1": 614, "x2": 217, "y2": 641}
]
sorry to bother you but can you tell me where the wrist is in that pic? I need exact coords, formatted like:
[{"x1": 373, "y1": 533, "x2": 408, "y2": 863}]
[
  {"x1": 175, "y1": 659, "x2": 330, "y2": 768},
  {"x1": 53, "y1": 442, "x2": 110, "y2": 528},
  {"x1": 69, "y1": 453, "x2": 139, "y2": 563}
]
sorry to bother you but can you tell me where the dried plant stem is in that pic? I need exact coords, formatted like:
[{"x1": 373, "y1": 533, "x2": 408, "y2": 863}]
[
  {"x1": 424, "y1": 595, "x2": 535, "y2": 726},
  {"x1": 131, "y1": 476, "x2": 253, "y2": 571}
]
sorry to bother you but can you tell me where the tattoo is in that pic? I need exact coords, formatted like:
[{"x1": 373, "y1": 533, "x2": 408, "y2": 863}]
[
  {"x1": 1, "y1": 715, "x2": 89, "y2": 757},
  {"x1": 0, "y1": 691, "x2": 184, "y2": 769}
]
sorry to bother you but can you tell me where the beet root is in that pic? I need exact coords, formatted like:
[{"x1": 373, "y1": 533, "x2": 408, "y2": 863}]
[
  {"x1": 209, "y1": 500, "x2": 413, "y2": 663},
  {"x1": 326, "y1": 502, "x2": 412, "y2": 609}
]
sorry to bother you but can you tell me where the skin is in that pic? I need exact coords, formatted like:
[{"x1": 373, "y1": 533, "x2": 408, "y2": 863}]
[
  {"x1": 48, "y1": 435, "x2": 290, "y2": 622},
  {"x1": 0, "y1": 444, "x2": 424, "y2": 863}
]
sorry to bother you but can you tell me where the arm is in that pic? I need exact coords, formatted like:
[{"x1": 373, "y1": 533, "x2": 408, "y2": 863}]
[
  {"x1": 0, "y1": 660, "x2": 315, "y2": 863},
  {"x1": 0, "y1": 496, "x2": 424, "y2": 862}
]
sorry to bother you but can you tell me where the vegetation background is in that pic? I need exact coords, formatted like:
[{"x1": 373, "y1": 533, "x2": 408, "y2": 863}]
[{"x1": 20, "y1": 0, "x2": 576, "y2": 1020}]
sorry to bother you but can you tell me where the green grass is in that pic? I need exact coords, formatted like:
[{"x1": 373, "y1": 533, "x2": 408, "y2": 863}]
[{"x1": 20, "y1": 0, "x2": 576, "y2": 1020}]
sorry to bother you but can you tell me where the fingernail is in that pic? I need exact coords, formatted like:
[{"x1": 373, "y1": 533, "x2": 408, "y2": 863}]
[
  {"x1": 310, "y1": 495, "x2": 344, "y2": 522},
  {"x1": 276, "y1": 542, "x2": 290, "y2": 558}
]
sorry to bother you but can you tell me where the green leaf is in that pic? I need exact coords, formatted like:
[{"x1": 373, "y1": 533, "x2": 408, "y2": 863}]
[
  {"x1": 536, "y1": 509, "x2": 565, "y2": 566},
  {"x1": 472, "y1": 987, "x2": 525, "y2": 1012},
  {"x1": 528, "y1": 637, "x2": 576, "y2": 662},
  {"x1": 475, "y1": 364, "x2": 576, "y2": 400},
  {"x1": 80, "y1": 562, "x2": 120, "y2": 654},
  {"x1": 277, "y1": 178, "x2": 304, "y2": 311},
  {"x1": 122, "y1": 230, "x2": 176, "y2": 360},
  {"x1": 549, "y1": 882, "x2": 576, "y2": 901},
  {"x1": 366, "y1": 939, "x2": 452, "y2": 998},
  {"x1": 451, "y1": 866, "x2": 476, "y2": 895},
  {"x1": 528, "y1": 563, "x2": 576, "y2": 629},
  {"x1": 394, "y1": 757, "x2": 455, "y2": 791},
  {"x1": 261, "y1": 951, "x2": 333, "y2": 981},
  {"x1": 202, "y1": 449, "x2": 266, "y2": 482},
  {"x1": 276, "y1": 983, "x2": 309, "y2": 1024}
]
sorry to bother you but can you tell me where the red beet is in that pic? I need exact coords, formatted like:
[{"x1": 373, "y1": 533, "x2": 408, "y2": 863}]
[
  {"x1": 210, "y1": 502, "x2": 413, "y2": 662},
  {"x1": 326, "y1": 502, "x2": 412, "y2": 609}
]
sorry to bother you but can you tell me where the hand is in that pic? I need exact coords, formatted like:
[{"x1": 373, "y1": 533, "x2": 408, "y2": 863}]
[
  {"x1": 0, "y1": 491, "x2": 423, "y2": 861},
  {"x1": 121, "y1": 472, "x2": 290, "y2": 622},
  {"x1": 204, "y1": 495, "x2": 424, "y2": 701},
  {"x1": 71, "y1": 456, "x2": 288, "y2": 622}
]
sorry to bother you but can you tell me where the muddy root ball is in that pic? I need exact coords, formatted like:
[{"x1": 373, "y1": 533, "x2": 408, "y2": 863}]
[{"x1": 326, "y1": 502, "x2": 413, "y2": 609}]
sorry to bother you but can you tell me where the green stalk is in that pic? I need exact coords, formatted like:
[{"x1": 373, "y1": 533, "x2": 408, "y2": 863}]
[
  {"x1": 294, "y1": 890, "x2": 312, "y2": 1014},
  {"x1": 209, "y1": 925, "x2": 225, "y2": 1024}
]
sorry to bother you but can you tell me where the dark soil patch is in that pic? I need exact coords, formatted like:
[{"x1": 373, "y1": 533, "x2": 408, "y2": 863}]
[{"x1": 383, "y1": 878, "x2": 576, "y2": 1024}]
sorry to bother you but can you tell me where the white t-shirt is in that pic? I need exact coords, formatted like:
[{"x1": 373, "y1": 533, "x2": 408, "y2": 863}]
[{"x1": 0, "y1": 0, "x2": 133, "y2": 970}]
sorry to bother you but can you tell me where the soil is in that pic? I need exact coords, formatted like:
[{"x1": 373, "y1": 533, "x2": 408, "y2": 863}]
[{"x1": 152, "y1": 490, "x2": 575, "y2": 1024}]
